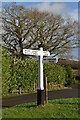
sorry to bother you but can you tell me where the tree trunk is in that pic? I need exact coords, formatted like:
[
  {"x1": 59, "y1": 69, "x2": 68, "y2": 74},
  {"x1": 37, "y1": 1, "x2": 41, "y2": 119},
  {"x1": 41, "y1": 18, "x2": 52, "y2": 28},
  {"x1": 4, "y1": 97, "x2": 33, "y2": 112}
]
[
  {"x1": 19, "y1": 38, "x2": 23, "y2": 59},
  {"x1": 44, "y1": 69, "x2": 48, "y2": 104}
]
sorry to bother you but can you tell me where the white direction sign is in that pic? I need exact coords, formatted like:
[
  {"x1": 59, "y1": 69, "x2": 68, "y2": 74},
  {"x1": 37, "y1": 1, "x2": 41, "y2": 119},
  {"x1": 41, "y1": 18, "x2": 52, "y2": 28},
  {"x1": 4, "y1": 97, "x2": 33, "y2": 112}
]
[
  {"x1": 23, "y1": 48, "x2": 50, "y2": 91},
  {"x1": 23, "y1": 49, "x2": 50, "y2": 56},
  {"x1": 23, "y1": 49, "x2": 40, "y2": 56},
  {"x1": 43, "y1": 51, "x2": 50, "y2": 56}
]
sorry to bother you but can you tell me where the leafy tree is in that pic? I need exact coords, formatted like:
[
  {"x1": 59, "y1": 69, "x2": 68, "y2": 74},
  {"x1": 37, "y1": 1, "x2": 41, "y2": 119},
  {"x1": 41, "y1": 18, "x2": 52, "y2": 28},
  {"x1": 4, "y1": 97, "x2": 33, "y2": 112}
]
[{"x1": 2, "y1": 2, "x2": 78, "y2": 58}]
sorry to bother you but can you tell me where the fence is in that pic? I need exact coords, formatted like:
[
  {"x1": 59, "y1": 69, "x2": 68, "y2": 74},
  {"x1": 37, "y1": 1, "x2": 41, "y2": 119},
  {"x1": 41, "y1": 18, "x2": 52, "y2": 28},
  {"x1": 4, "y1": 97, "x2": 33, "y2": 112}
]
[{"x1": 12, "y1": 82, "x2": 68, "y2": 94}]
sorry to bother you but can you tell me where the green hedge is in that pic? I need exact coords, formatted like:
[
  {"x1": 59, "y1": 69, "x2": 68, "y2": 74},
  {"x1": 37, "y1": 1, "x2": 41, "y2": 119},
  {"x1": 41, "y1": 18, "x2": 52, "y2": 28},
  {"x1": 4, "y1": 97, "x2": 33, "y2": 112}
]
[
  {"x1": 2, "y1": 49, "x2": 12, "y2": 95},
  {"x1": 2, "y1": 51, "x2": 73, "y2": 95},
  {"x1": 44, "y1": 63, "x2": 66, "y2": 84},
  {"x1": 65, "y1": 66, "x2": 73, "y2": 87}
]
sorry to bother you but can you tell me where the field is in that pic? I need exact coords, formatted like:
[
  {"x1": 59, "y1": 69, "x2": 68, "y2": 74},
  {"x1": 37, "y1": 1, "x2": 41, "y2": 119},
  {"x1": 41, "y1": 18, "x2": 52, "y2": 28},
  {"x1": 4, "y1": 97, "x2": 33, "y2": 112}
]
[{"x1": 2, "y1": 98, "x2": 79, "y2": 119}]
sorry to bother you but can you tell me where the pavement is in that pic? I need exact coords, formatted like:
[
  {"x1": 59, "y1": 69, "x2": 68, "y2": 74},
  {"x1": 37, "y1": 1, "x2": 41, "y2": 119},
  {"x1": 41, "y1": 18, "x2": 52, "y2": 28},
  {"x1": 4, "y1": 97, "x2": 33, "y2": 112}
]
[{"x1": 1, "y1": 85, "x2": 80, "y2": 108}]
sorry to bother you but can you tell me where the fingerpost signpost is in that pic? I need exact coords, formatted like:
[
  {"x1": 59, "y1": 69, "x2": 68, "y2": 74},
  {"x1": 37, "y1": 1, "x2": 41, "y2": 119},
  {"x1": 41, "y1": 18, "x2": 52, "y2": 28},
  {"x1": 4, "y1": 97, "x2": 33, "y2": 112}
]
[{"x1": 23, "y1": 44, "x2": 50, "y2": 105}]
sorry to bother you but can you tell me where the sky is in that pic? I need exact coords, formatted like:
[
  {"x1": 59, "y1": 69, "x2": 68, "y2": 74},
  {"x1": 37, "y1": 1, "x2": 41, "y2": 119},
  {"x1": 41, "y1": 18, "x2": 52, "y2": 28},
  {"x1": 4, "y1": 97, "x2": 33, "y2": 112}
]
[
  {"x1": 1, "y1": 1, "x2": 79, "y2": 60},
  {"x1": 15, "y1": 2, "x2": 78, "y2": 21},
  {"x1": 1, "y1": 0, "x2": 80, "y2": 2}
]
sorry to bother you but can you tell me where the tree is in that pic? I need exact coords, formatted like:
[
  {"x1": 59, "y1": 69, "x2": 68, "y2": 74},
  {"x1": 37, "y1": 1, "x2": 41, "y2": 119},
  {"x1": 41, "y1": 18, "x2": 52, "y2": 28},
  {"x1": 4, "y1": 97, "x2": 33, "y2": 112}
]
[
  {"x1": 30, "y1": 11, "x2": 78, "y2": 56},
  {"x1": 2, "y1": 3, "x2": 78, "y2": 58},
  {"x1": 2, "y1": 3, "x2": 37, "y2": 58}
]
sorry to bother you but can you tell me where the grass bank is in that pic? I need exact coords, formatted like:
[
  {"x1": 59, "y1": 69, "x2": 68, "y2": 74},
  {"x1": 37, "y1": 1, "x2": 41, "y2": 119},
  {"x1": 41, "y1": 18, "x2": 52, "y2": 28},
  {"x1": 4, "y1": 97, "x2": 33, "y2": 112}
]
[{"x1": 2, "y1": 98, "x2": 79, "y2": 118}]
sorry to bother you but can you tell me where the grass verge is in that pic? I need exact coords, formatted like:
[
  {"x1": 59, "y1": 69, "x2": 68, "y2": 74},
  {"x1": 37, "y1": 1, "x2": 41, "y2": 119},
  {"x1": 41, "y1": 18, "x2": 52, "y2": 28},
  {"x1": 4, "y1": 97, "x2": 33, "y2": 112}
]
[{"x1": 2, "y1": 98, "x2": 80, "y2": 118}]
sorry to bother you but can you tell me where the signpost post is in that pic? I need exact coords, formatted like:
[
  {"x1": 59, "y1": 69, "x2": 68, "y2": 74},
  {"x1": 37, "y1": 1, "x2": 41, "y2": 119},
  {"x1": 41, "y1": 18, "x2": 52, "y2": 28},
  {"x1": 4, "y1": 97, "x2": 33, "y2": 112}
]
[{"x1": 23, "y1": 45, "x2": 50, "y2": 105}]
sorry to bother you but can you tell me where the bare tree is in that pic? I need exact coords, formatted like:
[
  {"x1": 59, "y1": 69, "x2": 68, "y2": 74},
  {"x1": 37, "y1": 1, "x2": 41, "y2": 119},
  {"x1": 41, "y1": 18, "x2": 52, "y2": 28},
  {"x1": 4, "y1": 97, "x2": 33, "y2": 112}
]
[
  {"x1": 2, "y1": 3, "x2": 38, "y2": 58},
  {"x1": 30, "y1": 10, "x2": 78, "y2": 56},
  {"x1": 2, "y1": 3, "x2": 78, "y2": 58}
]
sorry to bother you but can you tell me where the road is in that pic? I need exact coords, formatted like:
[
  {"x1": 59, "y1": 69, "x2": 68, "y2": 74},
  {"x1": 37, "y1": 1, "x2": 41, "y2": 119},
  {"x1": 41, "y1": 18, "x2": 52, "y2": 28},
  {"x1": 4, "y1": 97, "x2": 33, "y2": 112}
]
[{"x1": 2, "y1": 85, "x2": 80, "y2": 108}]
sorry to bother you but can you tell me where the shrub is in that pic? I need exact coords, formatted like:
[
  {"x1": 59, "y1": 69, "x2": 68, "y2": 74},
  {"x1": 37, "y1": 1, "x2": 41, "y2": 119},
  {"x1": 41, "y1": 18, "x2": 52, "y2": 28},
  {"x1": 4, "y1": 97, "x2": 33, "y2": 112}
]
[{"x1": 65, "y1": 66, "x2": 73, "y2": 87}]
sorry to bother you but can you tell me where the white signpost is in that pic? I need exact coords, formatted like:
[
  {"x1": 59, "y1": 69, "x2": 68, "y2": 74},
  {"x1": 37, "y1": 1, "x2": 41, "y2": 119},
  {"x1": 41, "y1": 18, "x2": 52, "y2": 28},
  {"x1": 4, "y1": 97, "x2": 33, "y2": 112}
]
[{"x1": 23, "y1": 46, "x2": 50, "y2": 105}]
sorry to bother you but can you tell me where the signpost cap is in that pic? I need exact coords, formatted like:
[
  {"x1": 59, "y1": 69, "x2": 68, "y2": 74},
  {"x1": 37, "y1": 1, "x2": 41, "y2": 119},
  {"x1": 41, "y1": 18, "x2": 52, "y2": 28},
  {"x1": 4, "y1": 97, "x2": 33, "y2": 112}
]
[{"x1": 38, "y1": 43, "x2": 43, "y2": 48}]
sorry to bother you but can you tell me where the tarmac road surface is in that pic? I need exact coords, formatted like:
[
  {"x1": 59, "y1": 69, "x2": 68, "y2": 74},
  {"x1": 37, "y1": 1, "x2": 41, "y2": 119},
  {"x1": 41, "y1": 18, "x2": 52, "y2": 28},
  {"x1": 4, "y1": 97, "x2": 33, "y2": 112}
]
[{"x1": 2, "y1": 85, "x2": 80, "y2": 108}]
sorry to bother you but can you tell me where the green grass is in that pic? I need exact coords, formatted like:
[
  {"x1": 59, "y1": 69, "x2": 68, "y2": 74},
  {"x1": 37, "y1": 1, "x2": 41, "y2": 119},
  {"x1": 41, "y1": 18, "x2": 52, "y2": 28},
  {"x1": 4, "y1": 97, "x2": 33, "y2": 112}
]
[{"x1": 2, "y1": 98, "x2": 80, "y2": 118}]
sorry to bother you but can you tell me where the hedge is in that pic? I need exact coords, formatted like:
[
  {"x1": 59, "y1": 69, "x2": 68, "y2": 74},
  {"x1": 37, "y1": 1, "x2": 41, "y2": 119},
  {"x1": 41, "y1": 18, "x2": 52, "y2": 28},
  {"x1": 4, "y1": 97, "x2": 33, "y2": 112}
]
[{"x1": 2, "y1": 52, "x2": 73, "y2": 95}]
